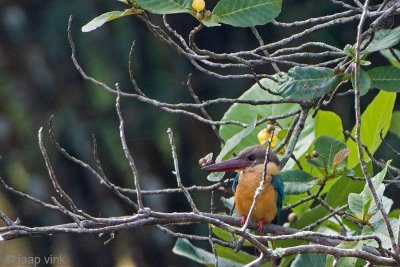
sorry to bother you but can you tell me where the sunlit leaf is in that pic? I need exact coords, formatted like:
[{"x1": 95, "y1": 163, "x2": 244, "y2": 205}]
[
  {"x1": 389, "y1": 111, "x2": 400, "y2": 139},
  {"x1": 217, "y1": 117, "x2": 257, "y2": 163},
  {"x1": 82, "y1": 9, "x2": 139, "y2": 32},
  {"x1": 212, "y1": 227, "x2": 253, "y2": 247},
  {"x1": 362, "y1": 217, "x2": 399, "y2": 249},
  {"x1": 219, "y1": 78, "x2": 298, "y2": 155},
  {"x1": 346, "y1": 91, "x2": 396, "y2": 167}
]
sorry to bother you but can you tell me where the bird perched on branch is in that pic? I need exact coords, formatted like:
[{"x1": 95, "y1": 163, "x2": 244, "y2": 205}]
[{"x1": 202, "y1": 145, "x2": 285, "y2": 232}]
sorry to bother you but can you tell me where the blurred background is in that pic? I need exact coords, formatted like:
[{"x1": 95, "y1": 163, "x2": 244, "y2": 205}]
[{"x1": 0, "y1": 0, "x2": 399, "y2": 266}]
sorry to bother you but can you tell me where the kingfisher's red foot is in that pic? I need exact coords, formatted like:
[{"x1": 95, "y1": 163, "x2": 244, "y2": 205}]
[
  {"x1": 241, "y1": 215, "x2": 247, "y2": 227},
  {"x1": 258, "y1": 219, "x2": 265, "y2": 232}
]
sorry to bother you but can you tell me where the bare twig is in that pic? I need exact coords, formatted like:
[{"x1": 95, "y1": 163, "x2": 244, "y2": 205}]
[
  {"x1": 115, "y1": 84, "x2": 144, "y2": 211},
  {"x1": 167, "y1": 128, "x2": 199, "y2": 213},
  {"x1": 38, "y1": 127, "x2": 79, "y2": 214},
  {"x1": 353, "y1": 0, "x2": 397, "y2": 253}
]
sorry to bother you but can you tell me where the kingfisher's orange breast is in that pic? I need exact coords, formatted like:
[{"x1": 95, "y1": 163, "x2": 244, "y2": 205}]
[{"x1": 234, "y1": 162, "x2": 279, "y2": 223}]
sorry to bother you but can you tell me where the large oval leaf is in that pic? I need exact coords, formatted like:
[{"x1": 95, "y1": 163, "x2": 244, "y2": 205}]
[
  {"x1": 219, "y1": 78, "x2": 298, "y2": 155},
  {"x1": 368, "y1": 66, "x2": 400, "y2": 92},
  {"x1": 213, "y1": 0, "x2": 282, "y2": 27},
  {"x1": 278, "y1": 67, "x2": 341, "y2": 101},
  {"x1": 389, "y1": 111, "x2": 400, "y2": 139},
  {"x1": 362, "y1": 25, "x2": 400, "y2": 54},
  {"x1": 279, "y1": 169, "x2": 318, "y2": 195},
  {"x1": 173, "y1": 238, "x2": 243, "y2": 266},
  {"x1": 135, "y1": 0, "x2": 191, "y2": 14},
  {"x1": 346, "y1": 91, "x2": 396, "y2": 167}
]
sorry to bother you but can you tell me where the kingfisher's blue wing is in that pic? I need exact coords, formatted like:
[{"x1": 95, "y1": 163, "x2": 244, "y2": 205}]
[
  {"x1": 272, "y1": 174, "x2": 285, "y2": 224},
  {"x1": 232, "y1": 173, "x2": 239, "y2": 192}
]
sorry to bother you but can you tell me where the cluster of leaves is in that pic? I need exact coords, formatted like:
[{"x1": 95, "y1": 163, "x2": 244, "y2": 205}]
[
  {"x1": 80, "y1": 0, "x2": 400, "y2": 266},
  {"x1": 82, "y1": 0, "x2": 282, "y2": 32}
]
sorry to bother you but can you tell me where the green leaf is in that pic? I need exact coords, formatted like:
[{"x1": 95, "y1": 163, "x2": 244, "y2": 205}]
[
  {"x1": 212, "y1": 0, "x2": 282, "y2": 27},
  {"x1": 207, "y1": 117, "x2": 257, "y2": 181},
  {"x1": 368, "y1": 66, "x2": 400, "y2": 92},
  {"x1": 207, "y1": 171, "x2": 224, "y2": 182},
  {"x1": 219, "y1": 78, "x2": 298, "y2": 154},
  {"x1": 293, "y1": 176, "x2": 364, "y2": 229},
  {"x1": 349, "y1": 161, "x2": 390, "y2": 222},
  {"x1": 117, "y1": 0, "x2": 129, "y2": 4},
  {"x1": 315, "y1": 111, "x2": 345, "y2": 142},
  {"x1": 135, "y1": 0, "x2": 191, "y2": 14},
  {"x1": 351, "y1": 69, "x2": 371, "y2": 96},
  {"x1": 220, "y1": 196, "x2": 239, "y2": 217},
  {"x1": 284, "y1": 112, "x2": 314, "y2": 170},
  {"x1": 362, "y1": 25, "x2": 400, "y2": 54},
  {"x1": 380, "y1": 48, "x2": 400, "y2": 68},
  {"x1": 362, "y1": 217, "x2": 399, "y2": 249},
  {"x1": 215, "y1": 244, "x2": 262, "y2": 265},
  {"x1": 343, "y1": 44, "x2": 355, "y2": 57},
  {"x1": 278, "y1": 67, "x2": 341, "y2": 101},
  {"x1": 172, "y1": 238, "x2": 243, "y2": 266},
  {"x1": 201, "y1": 14, "x2": 222, "y2": 27},
  {"x1": 346, "y1": 91, "x2": 396, "y2": 168},
  {"x1": 212, "y1": 227, "x2": 252, "y2": 247},
  {"x1": 362, "y1": 161, "x2": 390, "y2": 202},
  {"x1": 312, "y1": 135, "x2": 347, "y2": 170},
  {"x1": 82, "y1": 9, "x2": 138, "y2": 32},
  {"x1": 217, "y1": 117, "x2": 257, "y2": 163},
  {"x1": 348, "y1": 193, "x2": 363, "y2": 219},
  {"x1": 292, "y1": 253, "x2": 326, "y2": 267},
  {"x1": 279, "y1": 170, "x2": 318, "y2": 195},
  {"x1": 389, "y1": 111, "x2": 400, "y2": 139},
  {"x1": 286, "y1": 110, "x2": 345, "y2": 172},
  {"x1": 325, "y1": 241, "x2": 361, "y2": 267},
  {"x1": 362, "y1": 196, "x2": 373, "y2": 220}
]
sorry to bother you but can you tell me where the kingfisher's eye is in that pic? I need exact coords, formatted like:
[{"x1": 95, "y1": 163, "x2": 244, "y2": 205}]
[{"x1": 248, "y1": 155, "x2": 255, "y2": 161}]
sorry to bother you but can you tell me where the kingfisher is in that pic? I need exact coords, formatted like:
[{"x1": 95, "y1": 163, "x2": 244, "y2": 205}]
[{"x1": 202, "y1": 145, "x2": 285, "y2": 232}]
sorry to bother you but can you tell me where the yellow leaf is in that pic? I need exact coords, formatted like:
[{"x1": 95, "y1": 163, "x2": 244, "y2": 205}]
[{"x1": 192, "y1": 0, "x2": 205, "y2": 12}]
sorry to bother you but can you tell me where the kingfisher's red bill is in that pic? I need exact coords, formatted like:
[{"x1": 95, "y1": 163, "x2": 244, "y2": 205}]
[{"x1": 201, "y1": 158, "x2": 250, "y2": 172}]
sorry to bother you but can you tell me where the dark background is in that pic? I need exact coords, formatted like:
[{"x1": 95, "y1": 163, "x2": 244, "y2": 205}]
[{"x1": 0, "y1": 0, "x2": 399, "y2": 266}]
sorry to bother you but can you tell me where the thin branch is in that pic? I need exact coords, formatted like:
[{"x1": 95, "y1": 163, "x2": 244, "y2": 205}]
[
  {"x1": 302, "y1": 205, "x2": 348, "y2": 231},
  {"x1": 167, "y1": 128, "x2": 199, "y2": 213},
  {"x1": 115, "y1": 84, "x2": 144, "y2": 211},
  {"x1": 280, "y1": 106, "x2": 309, "y2": 167},
  {"x1": 0, "y1": 210, "x2": 15, "y2": 226},
  {"x1": 38, "y1": 127, "x2": 79, "y2": 214},
  {"x1": 353, "y1": 0, "x2": 397, "y2": 253}
]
